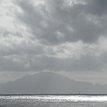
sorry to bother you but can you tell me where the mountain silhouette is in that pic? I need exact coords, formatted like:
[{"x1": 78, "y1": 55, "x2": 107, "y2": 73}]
[{"x1": 0, "y1": 72, "x2": 107, "y2": 94}]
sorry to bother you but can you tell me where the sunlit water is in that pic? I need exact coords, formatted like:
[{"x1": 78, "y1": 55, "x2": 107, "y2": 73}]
[{"x1": 0, "y1": 95, "x2": 107, "y2": 107}]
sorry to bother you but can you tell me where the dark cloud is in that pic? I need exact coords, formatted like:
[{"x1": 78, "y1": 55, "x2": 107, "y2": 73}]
[
  {"x1": 86, "y1": 0, "x2": 107, "y2": 16},
  {"x1": 16, "y1": 0, "x2": 107, "y2": 45}
]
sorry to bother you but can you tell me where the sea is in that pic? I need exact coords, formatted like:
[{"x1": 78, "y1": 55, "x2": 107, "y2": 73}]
[{"x1": 0, "y1": 95, "x2": 107, "y2": 107}]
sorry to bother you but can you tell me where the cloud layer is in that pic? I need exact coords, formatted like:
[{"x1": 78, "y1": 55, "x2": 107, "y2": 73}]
[{"x1": 0, "y1": 0, "x2": 107, "y2": 72}]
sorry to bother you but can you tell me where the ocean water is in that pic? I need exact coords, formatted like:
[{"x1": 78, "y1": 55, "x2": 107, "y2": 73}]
[{"x1": 0, "y1": 95, "x2": 107, "y2": 107}]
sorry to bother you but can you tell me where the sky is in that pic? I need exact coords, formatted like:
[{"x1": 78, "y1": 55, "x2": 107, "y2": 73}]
[{"x1": 0, "y1": 0, "x2": 107, "y2": 85}]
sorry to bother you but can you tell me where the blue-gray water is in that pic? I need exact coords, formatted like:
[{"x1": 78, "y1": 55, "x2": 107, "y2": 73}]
[{"x1": 0, "y1": 95, "x2": 107, "y2": 107}]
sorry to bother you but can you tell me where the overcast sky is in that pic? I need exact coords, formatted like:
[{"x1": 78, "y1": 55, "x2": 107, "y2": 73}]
[{"x1": 0, "y1": 0, "x2": 107, "y2": 84}]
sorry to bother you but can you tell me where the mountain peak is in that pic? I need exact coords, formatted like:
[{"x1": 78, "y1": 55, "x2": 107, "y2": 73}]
[{"x1": 0, "y1": 72, "x2": 107, "y2": 94}]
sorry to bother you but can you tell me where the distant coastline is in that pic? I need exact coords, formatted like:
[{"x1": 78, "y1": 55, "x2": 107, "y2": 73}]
[{"x1": 0, "y1": 94, "x2": 107, "y2": 96}]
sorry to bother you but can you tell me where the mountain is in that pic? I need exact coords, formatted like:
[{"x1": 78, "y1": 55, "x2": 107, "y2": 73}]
[{"x1": 0, "y1": 72, "x2": 107, "y2": 94}]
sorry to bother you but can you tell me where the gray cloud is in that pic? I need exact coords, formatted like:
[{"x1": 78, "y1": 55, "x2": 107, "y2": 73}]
[
  {"x1": 0, "y1": 53, "x2": 106, "y2": 72},
  {"x1": 16, "y1": 0, "x2": 107, "y2": 45},
  {"x1": 0, "y1": 0, "x2": 107, "y2": 73},
  {"x1": 86, "y1": 0, "x2": 107, "y2": 16}
]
